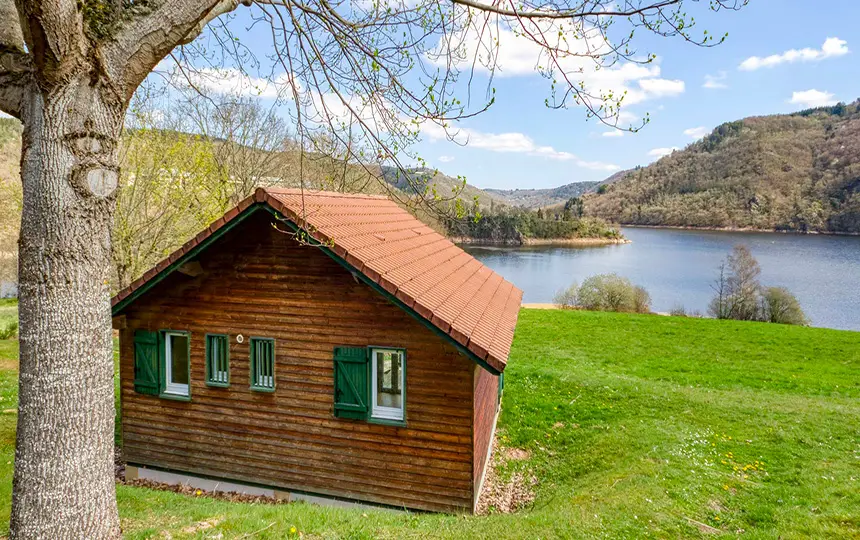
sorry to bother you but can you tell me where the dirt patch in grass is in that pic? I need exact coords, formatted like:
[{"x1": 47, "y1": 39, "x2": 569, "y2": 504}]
[
  {"x1": 0, "y1": 358, "x2": 17, "y2": 372},
  {"x1": 476, "y1": 437, "x2": 537, "y2": 515},
  {"x1": 181, "y1": 517, "x2": 223, "y2": 534},
  {"x1": 504, "y1": 447, "x2": 531, "y2": 461}
]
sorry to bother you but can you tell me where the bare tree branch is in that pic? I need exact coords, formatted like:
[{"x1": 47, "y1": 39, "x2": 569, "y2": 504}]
[
  {"x1": 0, "y1": 1, "x2": 31, "y2": 119},
  {"x1": 13, "y1": 0, "x2": 86, "y2": 87},
  {"x1": 0, "y1": 0, "x2": 25, "y2": 54},
  {"x1": 449, "y1": 0, "x2": 681, "y2": 21},
  {"x1": 107, "y1": 0, "x2": 251, "y2": 100}
]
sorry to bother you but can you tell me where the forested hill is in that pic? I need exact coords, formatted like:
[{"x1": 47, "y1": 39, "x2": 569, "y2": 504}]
[
  {"x1": 584, "y1": 101, "x2": 860, "y2": 233},
  {"x1": 485, "y1": 180, "x2": 601, "y2": 208}
]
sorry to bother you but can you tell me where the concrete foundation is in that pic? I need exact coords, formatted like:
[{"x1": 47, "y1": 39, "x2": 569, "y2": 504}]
[{"x1": 126, "y1": 465, "x2": 390, "y2": 511}]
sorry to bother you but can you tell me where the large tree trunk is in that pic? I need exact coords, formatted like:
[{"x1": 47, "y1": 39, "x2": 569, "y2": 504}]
[{"x1": 11, "y1": 78, "x2": 122, "y2": 538}]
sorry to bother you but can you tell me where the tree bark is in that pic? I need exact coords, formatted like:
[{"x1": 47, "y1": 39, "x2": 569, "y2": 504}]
[{"x1": 11, "y1": 76, "x2": 122, "y2": 539}]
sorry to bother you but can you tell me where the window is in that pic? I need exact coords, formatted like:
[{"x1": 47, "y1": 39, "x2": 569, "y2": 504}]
[
  {"x1": 205, "y1": 334, "x2": 229, "y2": 387},
  {"x1": 162, "y1": 331, "x2": 190, "y2": 397},
  {"x1": 370, "y1": 348, "x2": 405, "y2": 421},
  {"x1": 332, "y1": 346, "x2": 406, "y2": 424},
  {"x1": 250, "y1": 337, "x2": 275, "y2": 391}
]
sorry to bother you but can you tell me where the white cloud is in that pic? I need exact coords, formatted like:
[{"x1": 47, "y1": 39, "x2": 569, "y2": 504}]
[
  {"x1": 601, "y1": 130, "x2": 624, "y2": 138},
  {"x1": 438, "y1": 155, "x2": 455, "y2": 163},
  {"x1": 739, "y1": 37, "x2": 849, "y2": 71},
  {"x1": 174, "y1": 67, "x2": 298, "y2": 99},
  {"x1": 648, "y1": 147, "x2": 678, "y2": 159},
  {"x1": 430, "y1": 21, "x2": 685, "y2": 107},
  {"x1": 423, "y1": 122, "x2": 619, "y2": 171},
  {"x1": 684, "y1": 126, "x2": 709, "y2": 139},
  {"x1": 703, "y1": 71, "x2": 728, "y2": 89},
  {"x1": 637, "y1": 78, "x2": 685, "y2": 98},
  {"x1": 788, "y1": 89, "x2": 838, "y2": 108},
  {"x1": 0, "y1": 111, "x2": 11, "y2": 119}
]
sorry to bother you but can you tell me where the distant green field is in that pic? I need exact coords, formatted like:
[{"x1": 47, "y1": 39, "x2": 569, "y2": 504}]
[
  {"x1": 0, "y1": 309, "x2": 857, "y2": 538},
  {"x1": 0, "y1": 299, "x2": 16, "y2": 324}
]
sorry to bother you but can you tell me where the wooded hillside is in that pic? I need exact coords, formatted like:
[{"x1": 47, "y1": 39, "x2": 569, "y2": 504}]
[
  {"x1": 0, "y1": 119, "x2": 21, "y2": 287},
  {"x1": 585, "y1": 101, "x2": 860, "y2": 233}
]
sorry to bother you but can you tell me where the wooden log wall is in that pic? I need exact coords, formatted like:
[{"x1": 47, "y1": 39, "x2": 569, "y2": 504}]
[
  {"x1": 471, "y1": 364, "x2": 500, "y2": 508},
  {"x1": 119, "y1": 212, "x2": 481, "y2": 513}
]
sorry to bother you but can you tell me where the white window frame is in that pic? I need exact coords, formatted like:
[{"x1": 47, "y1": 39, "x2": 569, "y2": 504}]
[
  {"x1": 370, "y1": 348, "x2": 405, "y2": 421},
  {"x1": 163, "y1": 331, "x2": 190, "y2": 396}
]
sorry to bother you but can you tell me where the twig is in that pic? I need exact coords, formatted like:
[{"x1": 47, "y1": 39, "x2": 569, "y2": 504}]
[
  {"x1": 683, "y1": 516, "x2": 721, "y2": 535},
  {"x1": 236, "y1": 522, "x2": 276, "y2": 538}
]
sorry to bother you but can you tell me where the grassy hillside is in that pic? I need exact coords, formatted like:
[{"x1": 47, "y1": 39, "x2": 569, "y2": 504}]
[
  {"x1": 585, "y1": 101, "x2": 860, "y2": 233},
  {"x1": 0, "y1": 119, "x2": 21, "y2": 286},
  {"x1": 379, "y1": 165, "x2": 505, "y2": 208},
  {"x1": 0, "y1": 309, "x2": 857, "y2": 537}
]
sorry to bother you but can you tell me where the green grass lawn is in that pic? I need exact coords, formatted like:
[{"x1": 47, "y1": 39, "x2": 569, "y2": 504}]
[
  {"x1": 0, "y1": 299, "x2": 16, "y2": 339},
  {"x1": 0, "y1": 309, "x2": 858, "y2": 538}
]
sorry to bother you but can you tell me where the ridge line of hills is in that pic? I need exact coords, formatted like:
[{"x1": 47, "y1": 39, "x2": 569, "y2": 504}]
[
  {"x1": 419, "y1": 100, "x2": 860, "y2": 234},
  {"x1": 4, "y1": 98, "x2": 860, "y2": 235}
]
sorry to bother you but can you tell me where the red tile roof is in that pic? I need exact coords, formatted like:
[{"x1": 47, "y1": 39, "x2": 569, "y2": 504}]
[{"x1": 112, "y1": 188, "x2": 522, "y2": 372}]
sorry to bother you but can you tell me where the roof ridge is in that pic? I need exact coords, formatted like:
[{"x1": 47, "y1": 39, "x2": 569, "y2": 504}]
[{"x1": 262, "y1": 187, "x2": 388, "y2": 200}]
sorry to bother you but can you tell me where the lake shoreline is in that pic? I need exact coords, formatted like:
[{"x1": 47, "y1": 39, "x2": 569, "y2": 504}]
[
  {"x1": 620, "y1": 224, "x2": 860, "y2": 237},
  {"x1": 466, "y1": 227, "x2": 859, "y2": 332},
  {"x1": 453, "y1": 236, "x2": 630, "y2": 247}
]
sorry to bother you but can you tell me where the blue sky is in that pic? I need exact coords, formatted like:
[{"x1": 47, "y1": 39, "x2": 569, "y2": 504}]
[
  {"x1": 414, "y1": 0, "x2": 859, "y2": 190},
  {"x1": 149, "y1": 0, "x2": 859, "y2": 192}
]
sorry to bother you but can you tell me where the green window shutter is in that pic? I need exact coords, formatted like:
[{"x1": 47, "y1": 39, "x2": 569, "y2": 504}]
[
  {"x1": 333, "y1": 346, "x2": 369, "y2": 419},
  {"x1": 133, "y1": 329, "x2": 159, "y2": 395},
  {"x1": 250, "y1": 338, "x2": 275, "y2": 392},
  {"x1": 205, "y1": 334, "x2": 230, "y2": 387}
]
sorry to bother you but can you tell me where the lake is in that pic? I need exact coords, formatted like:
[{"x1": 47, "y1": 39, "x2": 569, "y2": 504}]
[{"x1": 464, "y1": 227, "x2": 860, "y2": 332}]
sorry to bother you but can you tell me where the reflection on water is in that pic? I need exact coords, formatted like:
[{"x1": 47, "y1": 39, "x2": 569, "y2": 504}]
[{"x1": 464, "y1": 227, "x2": 860, "y2": 331}]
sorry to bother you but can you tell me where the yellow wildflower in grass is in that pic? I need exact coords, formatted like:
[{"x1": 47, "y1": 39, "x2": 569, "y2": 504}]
[
  {"x1": 195, "y1": 489, "x2": 202, "y2": 496},
  {"x1": 290, "y1": 526, "x2": 297, "y2": 534}
]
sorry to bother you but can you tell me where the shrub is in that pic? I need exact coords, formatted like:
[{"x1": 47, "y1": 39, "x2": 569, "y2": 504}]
[
  {"x1": 760, "y1": 287, "x2": 809, "y2": 326},
  {"x1": 0, "y1": 320, "x2": 18, "y2": 340},
  {"x1": 553, "y1": 284, "x2": 578, "y2": 309},
  {"x1": 669, "y1": 304, "x2": 687, "y2": 317},
  {"x1": 575, "y1": 274, "x2": 651, "y2": 314},
  {"x1": 632, "y1": 286, "x2": 651, "y2": 314}
]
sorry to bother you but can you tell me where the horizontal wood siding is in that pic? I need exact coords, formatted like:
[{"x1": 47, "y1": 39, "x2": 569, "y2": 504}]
[
  {"x1": 120, "y1": 213, "x2": 476, "y2": 513},
  {"x1": 472, "y1": 364, "x2": 499, "y2": 508}
]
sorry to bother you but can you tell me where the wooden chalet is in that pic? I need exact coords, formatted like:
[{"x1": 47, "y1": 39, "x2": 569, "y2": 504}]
[{"x1": 111, "y1": 188, "x2": 522, "y2": 513}]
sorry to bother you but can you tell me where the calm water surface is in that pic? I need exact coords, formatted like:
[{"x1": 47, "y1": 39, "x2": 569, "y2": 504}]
[{"x1": 464, "y1": 227, "x2": 860, "y2": 332}]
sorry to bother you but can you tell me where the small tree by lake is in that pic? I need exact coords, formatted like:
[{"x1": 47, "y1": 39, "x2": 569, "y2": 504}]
[{"x1": 709, "y1": 244, "x2": 808, "y2": 325}]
